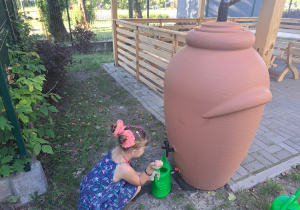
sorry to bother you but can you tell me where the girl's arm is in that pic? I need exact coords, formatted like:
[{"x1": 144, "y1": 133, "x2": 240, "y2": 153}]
[{"x1": 118, "y1": 161, "x2": 162, "y2": 186}]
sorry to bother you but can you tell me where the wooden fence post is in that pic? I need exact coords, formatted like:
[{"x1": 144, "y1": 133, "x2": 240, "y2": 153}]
[
  {"x1": 198, "y1": 0, "x2": 206, "y2": 25},
  {"x1": 253, "y1": 0, "x2": 285, "y2": 67},
  {"x1": 135, "y1": 26, "x2": 140, "y2": 82},
  {"x1": 111, "y1": 0, "x2": 118, "y2": 66},
  {"x1": 172, "y1": 35, "x2": 178, "y2": 57}
]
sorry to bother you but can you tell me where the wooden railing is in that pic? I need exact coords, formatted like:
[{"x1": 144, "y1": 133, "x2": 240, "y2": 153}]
[
  {"x1": 112, "y1": 17, "x2": 300, "y2": 94},
  {"x1": 114, "y1": 19, "x2": 187, "y2": 96}
]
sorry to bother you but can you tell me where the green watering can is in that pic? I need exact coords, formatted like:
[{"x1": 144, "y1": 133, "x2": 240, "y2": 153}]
[
  {"x1": 151, "y1": 150, "x2": 172, "y2": 198},
  {"x1": 270, "y1": 187, "x2": 300, "y2": 210}
]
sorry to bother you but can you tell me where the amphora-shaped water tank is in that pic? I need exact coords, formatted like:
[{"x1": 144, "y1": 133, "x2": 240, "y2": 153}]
[{"x1": 164, "y1": 22, "x2": 272, "y2": 190}]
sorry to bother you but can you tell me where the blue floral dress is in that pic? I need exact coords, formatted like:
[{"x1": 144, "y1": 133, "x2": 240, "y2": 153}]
[{"x1": 78, "y1": 149, "x2": 138, "y2": 209}]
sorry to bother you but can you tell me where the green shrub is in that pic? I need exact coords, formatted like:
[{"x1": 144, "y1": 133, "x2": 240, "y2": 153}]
[{"x1": 0, "y1": 48, "x2": 59, "y2": 177}]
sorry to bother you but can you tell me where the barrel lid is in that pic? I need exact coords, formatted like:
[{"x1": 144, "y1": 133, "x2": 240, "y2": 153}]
[{"x1": 186, "y1": 21, "x2": 255, "y2": 50}]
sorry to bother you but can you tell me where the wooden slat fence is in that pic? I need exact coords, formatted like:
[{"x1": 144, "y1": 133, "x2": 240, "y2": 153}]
[
  {"x1": 113, "y1": 17, "x2": 300, "y2": 94},
  {"x1": 114, "y1": 19, "x2": 186, "y2": 96}
]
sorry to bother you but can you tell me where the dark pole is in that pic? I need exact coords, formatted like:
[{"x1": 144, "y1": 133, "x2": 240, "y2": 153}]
[
  {"x1": 147, "y1": 0, "x2": 149, "y2": 18},
  {"x1": 205, "y1": 0, "x2": 210, "y2": 17},
  {"x1": 129, "y1": 0, "x2": 133, "y2": 18},
  {"x1": 65, "y1": 0, "x2": 73, "y2": 42},
  {"x1": 289, "y1": 0, "x2": 293, "y2": 12},
  {"x1": 251, "y1": 0, "x2": 256, "y2": 17},
  {"x1": 217, "y1": 0, "x2": 242, "y2": 22},
  {"x1": 0, "y1": 67, "x2": 31, "y2": 172}
]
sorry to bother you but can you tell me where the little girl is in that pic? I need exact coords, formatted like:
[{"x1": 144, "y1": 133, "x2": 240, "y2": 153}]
[{"x1": 78, "y1": 120, "x2": 163, "y2": 209}]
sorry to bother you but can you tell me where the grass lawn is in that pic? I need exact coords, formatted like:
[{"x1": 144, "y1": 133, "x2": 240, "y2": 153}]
[{"x1": 1, "y1": 52, "x2": 300, "y2": 209}]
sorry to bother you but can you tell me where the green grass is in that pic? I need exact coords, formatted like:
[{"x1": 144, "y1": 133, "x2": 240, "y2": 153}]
[
  {"x1": 258, "y1": 180, "x2": 284, "y2": 197},
  {"x1": 69, "y1": 52, "x2": 114, "y2": 72},
  {"x1": 288, "y1": 171, "x2": 300, "y2": 182}
]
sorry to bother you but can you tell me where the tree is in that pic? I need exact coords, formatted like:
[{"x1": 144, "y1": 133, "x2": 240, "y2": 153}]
[
  {"x1": 38, "y1": 0, "x2": 69, "y2": 42},
  {"x1": 134, "y1": 0, "x2": 143, "y2": 18},
  {"x1": 78, "y1": 0, "x2": 88, "y2": 29}
]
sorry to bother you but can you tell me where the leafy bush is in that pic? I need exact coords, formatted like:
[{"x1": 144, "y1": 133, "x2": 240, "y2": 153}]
[
  {"x1": 71, "y1": 27, "x2": 95, "y2": 53},
  {"x1": 10, "y1": 13, "x2": 44, "y2": 52},
  {"x1": 34, "y1": 40, "x2": 73, "y2": 93},
  {"x1": 282, "y1": 9, "x2": 300, "y2": 18},
  {"x1": 0, "y1": 48, "x2": 59, "y2": 177}
]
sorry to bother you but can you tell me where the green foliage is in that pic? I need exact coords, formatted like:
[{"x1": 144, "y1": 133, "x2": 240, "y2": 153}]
[
  {"x1": 71, "y1": 27, "x2": 95, "y2": 53},
  {"x1": 258, "y1": 180, "x2": 284, "y2": 197},
  {"x1": 0, "y1": 195, "x2": 20, "y2": 203},
  {"x1": 10, "y1": 14, "x2": 44, "y2": 52},
  {"x1": 0, "y1": 48, "x2": 59, "y2": 177},
  {"x1": 34, "y1": 40, "x2": 73, "y2": 94},
  {"x1": 288, "y1": 171, "x2": 300, "y2": 182}
]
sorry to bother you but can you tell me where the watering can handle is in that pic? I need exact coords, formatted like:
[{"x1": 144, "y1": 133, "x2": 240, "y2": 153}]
[
  {"x1": 281, "y1": 186, "x2": 300, "y2": 210},
  {"x1": 280, "y1": 195, "x2": 296, "y2": 210},
  {"x1": 295, "y1": 186, "x2": 300, "y2": 200}
]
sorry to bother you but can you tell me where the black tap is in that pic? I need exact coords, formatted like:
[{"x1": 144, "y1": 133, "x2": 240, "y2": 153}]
[
  {"x1": 162, "y1": 141, "x2": 174, "y2": 157},
  {"x1": 217, "y1": 0, "x2": 242, "y2": 22}
]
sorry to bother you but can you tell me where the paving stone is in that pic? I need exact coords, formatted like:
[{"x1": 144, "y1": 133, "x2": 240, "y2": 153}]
[
  {"x1": 255, "y1": 135, "x2": 276, "y2": 146},
  {"x1": 252, "y1": 139, "x2": 268, "y2": 149},
  {"x1": 259, "y1": 149, "x2": 280, "y2": 163},
  {"x1": 236, "y1": 165, "x2": 249, "y2": 177},
  {"x1": 290, "y1": 136, "x2": 300, "y2": 144},
  {"x1": 273, "y1": 129, "x2": 293, "y2": 139},
  {"x1": 258, "y1": 125, "x2": 271, "y2": 133},
  {"x1": 157, "y1": 110, "x2": 165, "y2": 118},
  {"x1": 231, "y1": 171, "x2": 242, "y2": 181},
  {"x1": 248, "y1": 143, "x2": 262, "y2": 154},
  {"x1": 270, "y1": 135, "x2": 287, "y2": 144},
  {"x1": 252, "y1": 151, "x2": 273, "y2": 167},
  {"x1": 243, "y1": 160, "x2": 265, "y2": 173},
  {"x1": 278, "y1": 127, "x2": 298, "y2": 137},
  {"x1": 266, "y1": 145, "x2": 282, "y2": 153},
  {"x1": 0, "y1": 177, "x2": 13, "y2": 202},
  {"x1": 241, "y1": 155, "x2": 254, "y2": 165},
  {"x1": 278, "y1": 142, "x2": 299, "y2": 155},
  {"x1": 285, "y1": 140, "x2": 300, "y2": 151},
  {"x1": 135, "y1": 92, "x2": 145, "y2": 97},
  {"x1": 272, "y1": 149, "x2": 293, "y2": 160}
]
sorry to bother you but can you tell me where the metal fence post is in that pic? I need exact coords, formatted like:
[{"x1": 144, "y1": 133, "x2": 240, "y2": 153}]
[
  {"x1": 65, "y1": 0, "x2": 73, "y2": 43},
  {"x1": 0, "y1": 0, "x2": 30, "y2": 172},
  {"x1": 0, "y1": 66, "x2": 31, "y2": 172},
  {"x1": 205, "y1": 0, "x2": 210, "y2": 17},
  {"x1": 251, "y1": 0, "x2": 257, "y2": 17}
]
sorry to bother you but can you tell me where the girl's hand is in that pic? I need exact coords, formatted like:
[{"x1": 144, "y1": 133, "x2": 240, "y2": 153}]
[
  {"x1": 150, "y1": 160, "x2": 163, "y2": 169},
  {"x1": 150, "y1": 171, "x2": 160, "y2": 181}
]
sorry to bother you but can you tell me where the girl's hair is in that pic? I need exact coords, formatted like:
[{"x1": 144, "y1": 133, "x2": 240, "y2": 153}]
[{"x1": 111, "y1": 124, "x2": 150, "y2": 151}]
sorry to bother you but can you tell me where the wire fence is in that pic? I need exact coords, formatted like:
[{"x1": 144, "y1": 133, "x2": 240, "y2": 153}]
[{"x1": 17, "y1": 0, "x2": 178, "y2": 42}]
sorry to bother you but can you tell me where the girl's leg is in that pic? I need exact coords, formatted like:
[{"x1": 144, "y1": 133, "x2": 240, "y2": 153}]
[{"x1": 129, "y1": 186, "x2": 141, "y2": 202}]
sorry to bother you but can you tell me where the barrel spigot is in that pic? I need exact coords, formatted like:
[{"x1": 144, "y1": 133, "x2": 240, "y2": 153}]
[{"x1": 162, "y1": 141, "x2": 174, "y2": 157}]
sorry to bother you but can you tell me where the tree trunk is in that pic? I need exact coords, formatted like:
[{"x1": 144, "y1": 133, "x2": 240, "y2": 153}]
[
  {"x1": 134, "y1": 0, "x2": 143, "y2": 18},
  {"x1": 46, "y1": 0, "x2": 69, "y2": 42},
  {"x1": 78, "y1": 0, "x2": 88, "y2": 29}
]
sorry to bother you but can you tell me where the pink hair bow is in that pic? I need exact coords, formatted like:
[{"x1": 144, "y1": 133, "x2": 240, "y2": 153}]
[
  {"x1": 113, "y1": 120, "x2": 126, "y2": 137},
  {"x1": 122, "y1": 130, "x2": 135, "y2": 148}
]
